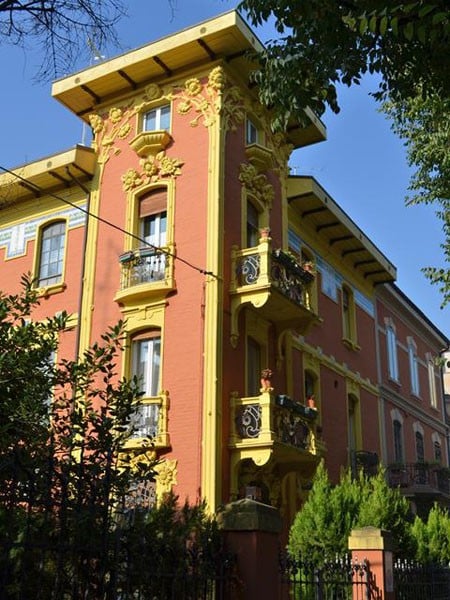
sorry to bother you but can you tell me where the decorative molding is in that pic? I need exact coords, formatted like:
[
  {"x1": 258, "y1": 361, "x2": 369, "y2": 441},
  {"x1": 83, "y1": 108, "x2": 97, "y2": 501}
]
[
  {"x1": 121, "y1": 151, "x2": 184, "y2": 192},
  {"x1": 155, "y1": 458, "x2": 178, "y2": 502},
  {"x1": 239, "y1": 163, "x2": 275, "y2": 207},
  {"x1": 0, "y1": 205, "x2": 86, "y2": 259}
]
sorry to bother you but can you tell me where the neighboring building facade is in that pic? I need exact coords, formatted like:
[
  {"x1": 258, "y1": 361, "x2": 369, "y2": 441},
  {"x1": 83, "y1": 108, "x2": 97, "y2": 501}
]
[{"x1": 0, "y1": 11, "x2": 448, "y2": 528}]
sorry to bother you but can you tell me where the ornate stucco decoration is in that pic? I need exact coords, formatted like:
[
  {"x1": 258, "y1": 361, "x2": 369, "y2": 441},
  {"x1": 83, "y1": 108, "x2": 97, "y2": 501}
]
[
  {"x1": 239, "y1": 163, "x2": 275, "y2": 207},
  {"x1": 173, "y1": 66, "x2": 245, "y2": 132},
  {"x1": 121, "y1": 151, "x2": 184, "y2": 192},
  {"x1": 155, "y1": 458, "x2": 178, "y2": 502},
  {"x1": 89, "y1": 83, "x2": 172, "y2": 165},
  {"x1": 89, "y1": 105, "x2": 134, "y2": 165}
]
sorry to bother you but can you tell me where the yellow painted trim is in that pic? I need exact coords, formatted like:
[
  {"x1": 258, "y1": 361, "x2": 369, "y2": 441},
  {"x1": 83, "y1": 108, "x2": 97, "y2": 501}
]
[
  {"x1": 32, "y1": 216, "x2": 69, "y2": 292},
  {"x1": 291, "y1": 334, "x2": 379, "y2": 396},
  {"x1": 77, "y1": 168, "x2": 101, "y2": 356},
  {"x1": 201, "y1": 71, "x2": 225, "y2": 513}
]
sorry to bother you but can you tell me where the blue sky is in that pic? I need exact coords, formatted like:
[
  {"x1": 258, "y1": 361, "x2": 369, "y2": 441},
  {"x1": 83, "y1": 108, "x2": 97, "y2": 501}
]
[{"x1": 0, "y1": 0, "x2": 447, "y2": 336}]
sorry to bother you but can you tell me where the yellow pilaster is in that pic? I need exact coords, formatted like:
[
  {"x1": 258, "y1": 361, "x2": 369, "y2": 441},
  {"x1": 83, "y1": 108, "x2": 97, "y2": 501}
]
[
  {"x1": 201, "y1": 78, "x2": 224, "y2": 512},
  {"x1": 76, "y1": 166, "x2": 103, "y2": 356}
]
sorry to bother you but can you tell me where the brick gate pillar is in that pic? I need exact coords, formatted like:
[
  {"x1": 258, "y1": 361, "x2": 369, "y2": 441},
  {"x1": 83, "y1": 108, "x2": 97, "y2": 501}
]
[
  {"x1": 348, "y1": 527, "x2": 395, "y2": 600},
  {"x1": 217, "y1": 498, "x2": 283, "y2": 600}
]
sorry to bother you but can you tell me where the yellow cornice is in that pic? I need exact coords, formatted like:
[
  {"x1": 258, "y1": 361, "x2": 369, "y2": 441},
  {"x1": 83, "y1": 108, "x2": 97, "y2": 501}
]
[
  {"x1": 52, "y1": 11, "x2": 262, "y2": 119},
  {"x1": 0, "y1": 146, "x2": 96, "y2": 205}
]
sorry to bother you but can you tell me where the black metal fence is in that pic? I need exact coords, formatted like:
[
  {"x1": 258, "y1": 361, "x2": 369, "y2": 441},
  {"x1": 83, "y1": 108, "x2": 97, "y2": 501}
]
[
  {"x1": 280, "y1": 552, "x2": 371, "y2": 599},
  {"x1": 0, "y1": 452, "x2": 237, "y2": 600},
  {"x1": 394, "y1": 559, "x2": 450, "y2": 600}
]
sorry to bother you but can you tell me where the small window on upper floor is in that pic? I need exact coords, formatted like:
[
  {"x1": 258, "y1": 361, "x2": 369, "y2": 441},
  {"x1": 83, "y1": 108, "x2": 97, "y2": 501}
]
[
  {"x1": 37, "y1": 221, "x2": 66, "y2": 288},
  {"x1": 408, "y1": 338, "x2": 420, "y2": 397},
  {"x1": 246, "y1": 117, "x2": 259, "y2": 146},
  {"x1": 143, "y1": 104, "x2": 171, "y2": 132},
  {"x1": 393, "y1": 418, "x2": 404, "y2": 463},
  {"x1": 386, "y1": 322, "x2": 399, "y2": 382},
  {"x1": 427, "y1": 354, "x2": 438, "y2": 408},
  {"x1": 434, "y1": 440, "x2": 442, "y2": 463},
  {"x1": 341, "y1": 284, "x2": 358, "y2": 348}
]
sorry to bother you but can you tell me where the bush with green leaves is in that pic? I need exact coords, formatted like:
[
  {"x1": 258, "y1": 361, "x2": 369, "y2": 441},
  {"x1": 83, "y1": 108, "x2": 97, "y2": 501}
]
[{"x1": 288, "y1": 462, "x2": 415, "y2": 565}]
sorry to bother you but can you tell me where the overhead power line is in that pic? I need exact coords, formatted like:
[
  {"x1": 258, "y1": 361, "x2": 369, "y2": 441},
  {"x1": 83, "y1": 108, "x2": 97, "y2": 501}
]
[{"x1": 0, "y1": 164, "x2": 217, "y2": 279}]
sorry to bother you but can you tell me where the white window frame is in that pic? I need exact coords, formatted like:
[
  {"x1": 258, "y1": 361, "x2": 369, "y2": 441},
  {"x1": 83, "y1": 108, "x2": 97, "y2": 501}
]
[
  {"x1": 386, "y1": 321, "x2": 399, "y2": 382},
  {"x1": 427, "y1": 353, "x2": 438, "y2": 408},
  {"x1": 246, "y1": 117, "x2": 259, "y2": 145},
  {"x1": 38, "y1": 221, "x2": 66, "y2": 287},
  {"x1": 408, "y1": 337, "x2": 420, "y2": 396},
  {"x1": 143, "y1": 104, "x2": 171, "y2": 132},
  {"x1": 129, "y1": 334, "x2": 162, "y2": 440}
]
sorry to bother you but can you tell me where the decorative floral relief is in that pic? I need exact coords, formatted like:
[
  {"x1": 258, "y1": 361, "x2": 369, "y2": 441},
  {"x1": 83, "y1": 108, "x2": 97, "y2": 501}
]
[
  {"x1": 89, "y1": 103, "x2": 135, "y2": 165},
  {"x1": 121, "y1": 151, "x2": 184, "y2": 191},
  {"x1": 155, "y1": 459, "x2": 177, "y2": 501},
  {"x1": 239, "y1": 163, "x2": 275, "y2": 206},
  {"x1": 173, "y1": 66, "x2": 244, "y2": 131}
]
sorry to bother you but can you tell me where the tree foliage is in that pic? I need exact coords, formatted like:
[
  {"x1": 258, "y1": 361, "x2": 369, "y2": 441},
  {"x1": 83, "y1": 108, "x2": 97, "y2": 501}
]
[
  {"x1": 288, "y1": 462, "x2": 414, "y2": 564},
  {"x1": 0, "y1": 0, "x2": 127, "y2": 79},
  {"x1": 240, "y1": 0, "x2": 450, "y2": 129},
  {"x1": 412, "y1": 503, "x2": 450, "y2": 564},
  {"x1": 383, "y1": 93, "x2": 450, "y2": 305}
]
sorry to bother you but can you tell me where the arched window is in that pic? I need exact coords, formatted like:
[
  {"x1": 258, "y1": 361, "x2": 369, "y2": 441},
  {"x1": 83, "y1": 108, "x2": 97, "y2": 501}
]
[
  {"x1": 38, "y1": 221, "x2": 66, "y2": 287},
  {"x1": 129, "y1": 329, "x2": 162, "y2": 440},
  {"x1": 138, "y1": 188, "x2": 167, "y2": 281},
  {"x1": 393, "y1": 419, "x2": 404, "y2": 463},
  {"x1": 415, "y1": 431, "x2": 425, "y2": 463}
]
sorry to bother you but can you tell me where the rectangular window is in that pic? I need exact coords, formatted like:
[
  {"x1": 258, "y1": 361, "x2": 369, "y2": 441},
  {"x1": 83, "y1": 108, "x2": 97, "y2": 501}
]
[
  {"x1": 246, "y1": 118, "x2": 259, "y2": 145},
  {"x1": 342, "y1": 285, "x2": 357, "y2": 345},
  {"x1": 408, "y1": 342, "x2": 420, "y2": 396},
  {"x1": 428, "y1": 358, "x2": 438, "y2": 408},
  {"x1": 143, "y1": 104, "x2": 171, "y2": 132},
  {"x1": 246, "y1": 201, "x2": 260, "y2": 247},
  {"x1": 386, "y1": 325, "x2": 399, "y2": 381},
  {"x1": 38, "y1": 222, "x2": 65, "y2": 287}
]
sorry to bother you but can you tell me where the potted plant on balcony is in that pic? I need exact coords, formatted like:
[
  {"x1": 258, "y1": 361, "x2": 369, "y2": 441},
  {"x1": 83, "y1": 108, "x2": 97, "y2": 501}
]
[{"x1": 260, "y1": 368, "x2": 273, "y2": 391}]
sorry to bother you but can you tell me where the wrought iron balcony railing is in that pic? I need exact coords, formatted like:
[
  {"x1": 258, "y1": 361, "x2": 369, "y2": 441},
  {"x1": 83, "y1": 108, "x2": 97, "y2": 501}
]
[
  {"x1": 229, "y1": 391, "x2": 324, "y2": 457},
  {"x1": 125, "y1": 391, "x2": 170, "y2": 449},
  {"x1": 115, "y1": 245, "x2": 175, "y2": 304},
  {"x1": 230, "y1": 238, "x2": 317, "y2": 344},
  {"x1": 387, "y1": 462, "x2": 450, "y2": 495}
]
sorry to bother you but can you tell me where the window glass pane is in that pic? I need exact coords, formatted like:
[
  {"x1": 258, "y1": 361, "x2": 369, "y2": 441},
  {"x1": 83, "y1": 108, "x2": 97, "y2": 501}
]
[
  {"x1": 143, "y1": 105, "x2": 170, "y2": 131},
  {"x1": 133, "y1": 335, "x2": 161, "y2": 397},
  {"x1": 38, "y1": 221, "x2": 65, "y2": 286},
  {"x1": 246, "y1": 201, "x2": 259, "y2": 247},
  {"x1": 393, "y1": 420, "x2": 403, "y2": 462},
  {"x1": 415, "y1": 432, "x2": 424, "y2": 462},
  {"x1": 246, "y1": 119, "x2": 258, "y2": 144},
  {"x1": 160, "y1": 105, "x2": 171, "y2": 130},
  {"x1": 143, "y1": 109, "x2": 156, "y2": 130}
]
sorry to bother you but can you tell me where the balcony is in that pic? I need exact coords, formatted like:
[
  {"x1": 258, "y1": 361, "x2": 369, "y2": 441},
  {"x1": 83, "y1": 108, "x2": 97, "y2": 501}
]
[
  {"x1": 114, "y1": 245, "x2": 175, "y2": 305},
  {"x1": 387, "y1": 462, "x2": 450, "y2": 498},
  {"x1": 124, "y1": 391, "x2": 170, "y2": 450},
  {"x1": 229, "y1": 390, "x2": 325, "y2": 476},
  {"x1": 230, "y1": 237, "x2": 319, "y2": 345}
]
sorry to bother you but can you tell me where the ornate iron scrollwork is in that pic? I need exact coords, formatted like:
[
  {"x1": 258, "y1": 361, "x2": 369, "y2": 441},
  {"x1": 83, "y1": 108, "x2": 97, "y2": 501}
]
[{"x1": 236, "y1": 404, "x2": 261, "y2": 438}]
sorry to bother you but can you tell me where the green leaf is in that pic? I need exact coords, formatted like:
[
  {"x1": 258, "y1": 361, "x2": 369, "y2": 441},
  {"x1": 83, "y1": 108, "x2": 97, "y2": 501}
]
[
  {"x1": 379, "y1": 15, "x2": 388, "y2": 35},
  {"x1": 404, "y1": 21, "x2": 414, "y2": 40},
  {"x1": 359, "y1": 16, "x2": 368, "y2": 34},
  {"x1": 369, "y1": 15, "x2": 378, "y2": 33}
]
